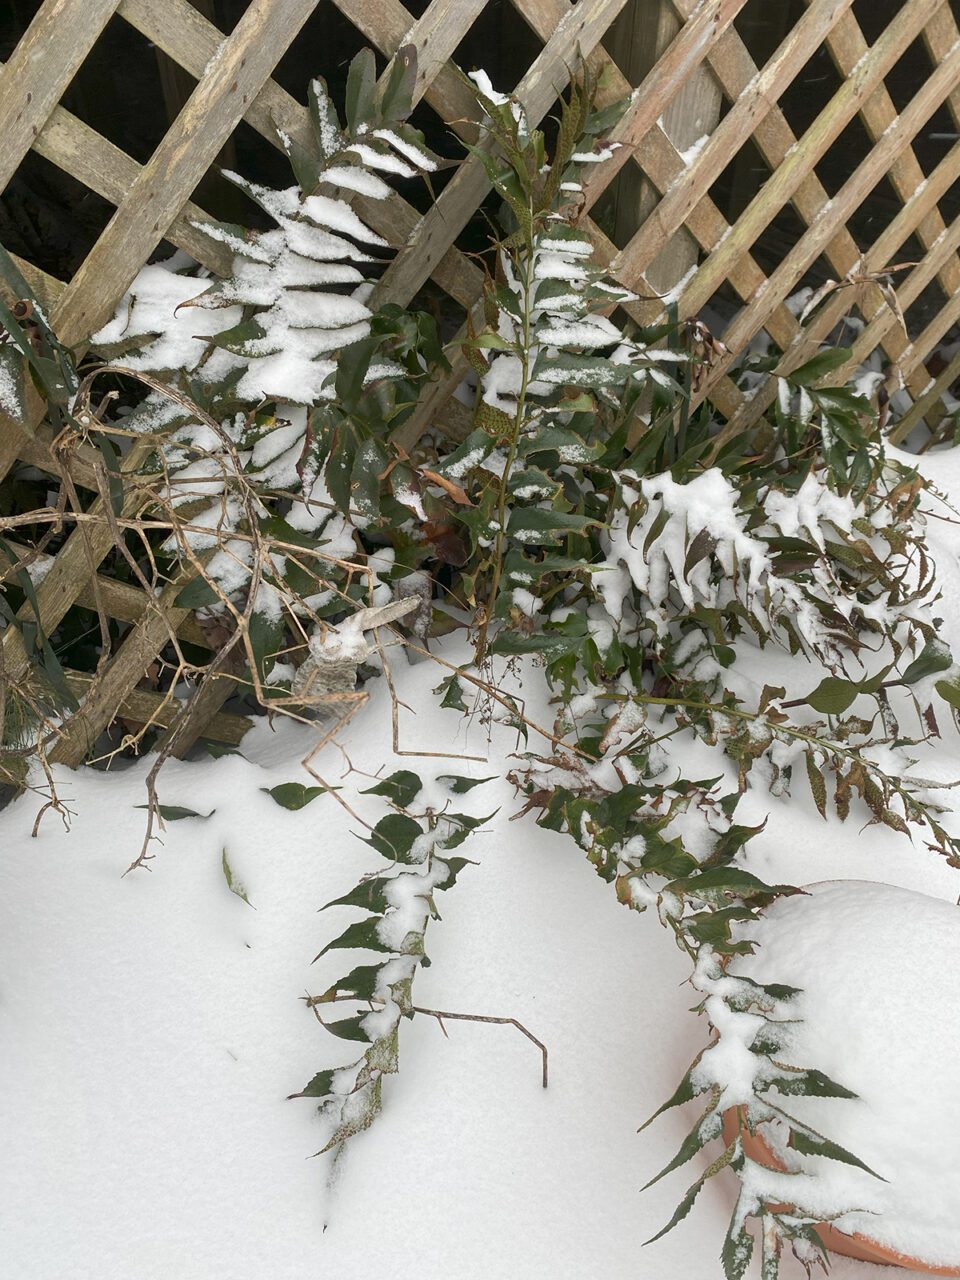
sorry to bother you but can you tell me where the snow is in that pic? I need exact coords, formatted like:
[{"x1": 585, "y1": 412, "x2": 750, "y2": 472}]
[
  {"x1": 7, "y1": 440, "x2": 960, "y2": 1277},
  {"x1": 729, "y1": 881, "x2": 960, "y2": 1266}
]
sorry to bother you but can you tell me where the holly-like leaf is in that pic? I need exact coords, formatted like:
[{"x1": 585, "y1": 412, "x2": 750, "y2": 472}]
[
  {"x1": 135, "y1": 803, "x2": 214, "y2": 821},
  {"x1": 436, "y1": 775, "x2": 497, "y2": 794},
  {"x1": 361, "y1": 770, "x2": 423, "y2": 808},
  {"x1": 362, "y1": 813, "x2": 425, "y2": 862}
]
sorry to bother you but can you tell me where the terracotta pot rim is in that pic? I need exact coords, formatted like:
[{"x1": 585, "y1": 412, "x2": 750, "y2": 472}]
[{"x1": 721, "y1": 1110, "x2": 960, "y2": 1276}]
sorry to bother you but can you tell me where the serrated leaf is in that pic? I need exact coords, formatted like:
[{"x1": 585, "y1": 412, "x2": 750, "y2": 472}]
[
  {"x1": 787, "y1": 1119, "x2": 884, "y2": 1177},
  {"x1": 639, "y1": 1058, "x2": 707, "y2": 1131},
  {"x1": 317, "y1": 916, "x2": 392, "y2": 959},
  {"x1": 644, "y1": 1142, "x2": 737, "y2": 1245},
  {"x1": 642, "y1": 1095, "x2": 721, "y2": 1189},
  {"x1": 805, "y1": 752, "x2": 827, "y2": 819},
  {"x1": 436, "y1": 775, "x2": 497, "y2": 794},
  {"x1": 322, "y1": 876, "x2": 390, "y2": 914},
  {"x1": 762, "y1": 1067, "x2": 857, "y2": 1100},
  {"x1": 287, "y1": 1067, "x2": 341, "y2": 1100},
  {"x1": 363, "y1": 813, "x2": 425, "y2": 862},
  {"x1": 361, "y1": 770, "x2": 422, "y2": 808},
  {"x1": 135, "y1": 804, "x2": 214, "y2": 821},
  {"x1": 721, "y1": 1213, "x2": 755, "y2": 1280},
  {"x1": 262, "y1": 782, "x2": 328, "y2": 810}
]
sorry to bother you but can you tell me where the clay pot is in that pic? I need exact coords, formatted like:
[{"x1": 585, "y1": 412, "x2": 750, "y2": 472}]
[{"x1": 721, "y1": 1109, "x2": 960, "y2": 1276}]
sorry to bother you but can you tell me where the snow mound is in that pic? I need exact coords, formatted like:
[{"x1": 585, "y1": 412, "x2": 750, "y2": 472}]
[{"x1": 731, "y1": 880, "x2": 960, "y2": 1268}]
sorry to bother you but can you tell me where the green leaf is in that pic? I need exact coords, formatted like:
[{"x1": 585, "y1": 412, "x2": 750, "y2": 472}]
[
  {"x1": 436, "y1": 673, "x2": 468, "y2": 712},
  {"x1": 642, "y1": 1096, "x2": 721, "y2": 1189},
  {"x1": 361, "y1": 770, "x2": 422, "y2": 808},
  {"x1": 786, "y1": 1117, "x2": 884, "y2": 1177},
  {"x1": 247, "y1": 608, "x2": 284, "y2": 684},
  {"x1": 378, "y1": 45, "x2": 417, "y2": 124},
  {"x1": 174, "y1": 576, "x2": 220, "y2": 609},
  {"x1": 322, "y1": 876, "x2": 390, "y2": 915},
  {"x1": 721, "y1": 1213, "x2": 755, "y2": 1280},
  {"x1": 323, "y1": 1014, "x2": 372, "y2": 1042},
  {"x1": 262, "y1": 782, "x2": 328, "y2": 810},
  {"x1": 505, "y1": 508, "x2": 601, "y2": 546},
  {"x1": 901, "y1": 640, "x2": 953, "y2": 686},
  {"x1": 221, "y1": 847, "x2": 254, "y2": 908},
  {"x1": 135, "y1": 804, "x2": 214, "y2": 821},
  {"x1": 363, "y1": 813, "x2": 425, "y2": 862},
  {"x1": 308, "y1": 76, "x2": 342, "y2": 160},
  {"x1": 644, "y1": 1143, "x2": 737, "y2": 1245},
  {"x1": 491, "y1": 630, "x2": 584, "y2": 658},
  {"x1": 639, "y1": 1059, "x2": 706, "y2": 1131},
  {"x1": 287, "y1": 1067, "x2": 341, "y2": 1100},
  {"x1": 436, "y1": 775, "x2": 497, "y2": 794},
  {"x1": 317, "y1": 916, "x2": 392, "y2": 958},
  {"x1": 761, "y1": 1067, "x2": 857, "y2": 1100},
  {"x1": 805, "y1": 676, "x2": 859, "y2": 715},
  {"x1": 786, "y1": 347, "x2": 851, "y2": 386},
  {"x1": 518, "y1": 427, "x2": 604, "y2": 463},
  {"x1": 326, "y1": 962, "x2": 384, "y2": 1002},
  {"x1": 935, "y1": 674, "x2": 960, "y2": 709},
  {"x1": 277, "y1": 124, "x2": 322, "y2": 194},
  {"x1": 345, "y1": 48, "x2": 378, "y2": 133}
]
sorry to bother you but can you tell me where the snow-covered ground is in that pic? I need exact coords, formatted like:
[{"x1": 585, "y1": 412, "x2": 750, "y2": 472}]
[{"x1": 3, "y1": 445, "x2": 960, "y2": 1279}]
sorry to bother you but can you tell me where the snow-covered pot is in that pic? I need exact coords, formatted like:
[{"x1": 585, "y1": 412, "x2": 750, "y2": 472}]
[{"x1": 720, "y1": 881, "x2": 960, "y2": 1275}]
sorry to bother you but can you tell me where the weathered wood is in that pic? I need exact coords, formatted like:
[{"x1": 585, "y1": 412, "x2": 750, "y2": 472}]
[
  {"x1": 0, "y1": 0, "x2": 122, "y2": 192},
  {"x1": 721, "y1": 145, "x2": 960, "y2": 437},
  {"x1": 63, "y1": 671, "x2": 251, "y2": 746},
  {"x1": 888, "y1": 347, "x2": 960, "y2": 444},
  {"x1": 672, "y1": 0, "x2": 945, "y2": 320},
  {"x1": 50, "y1": 567, "x2": 198, "y2": 766},
  {"x1": 53, "y1": 0, "x2": 322, "y2": 348},
  {"x1": 1, "y1": 539, "x2": 209, "y2": 648},
  {"x1": 119, "y1": 0, "x2": 487, "y2": 309},
  {"x1": 613, "y1": 0, "x2": 858, "y2": 285},
  {"x1": 699, "y1": 34, "x2": 960, "y2": 423},
  {"x1": 607, "y1": 0, "x2": 722, "y2": 292},
  {"x1": 373, "y1": 0, "x2": 630, "y2": 310}
]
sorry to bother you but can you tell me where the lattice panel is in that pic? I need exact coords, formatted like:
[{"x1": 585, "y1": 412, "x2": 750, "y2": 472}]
[{"x1": 0, "y1": 0, "x2": 959, "y2": 763}]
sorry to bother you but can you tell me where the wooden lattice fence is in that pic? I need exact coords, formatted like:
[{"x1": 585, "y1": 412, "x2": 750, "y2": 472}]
[{"x1": 1, "y1": 0, "x2": 959, "y2": 768}]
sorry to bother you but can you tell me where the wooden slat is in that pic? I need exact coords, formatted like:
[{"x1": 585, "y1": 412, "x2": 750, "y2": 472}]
[
  {"x1": 1, "y1": 539, "x2": 209, "y2": 648},
  {"x1": 889, "y1": 347, "x2": 960, "y2": 444},
  {"x1": 119, "y1": 0, "x2": 487, "y2": 310},
  {"x1": 28, "y1": 94, "x2": 232, "y2": 276},
  {"x1": 53, "y1": 0, "x2": 322, "y2": 348},
  {"x1": 373, "y1": 0, "x2": 630, "y2": 310},
  {"x1": 63, "y1": 671, "x2": 251, "y2": 746},
  {"x1": 1, "y1": 0, "x2": 324, "y2": 694},
  {"x1": 670, "y1": 0, "x2": 945, "y2": 320},
  {"x1": 612, "y1": 0, "x2": 857, "y2": 285},
  {"x1": 0, "y1": 0, "x2": 122, "y2": 191},
  {"x1": 50, "y1": 568, "x2": 199, "y2": 765},
  {"x1": 717, "y1": 142, "x2": 960, "y2": 437},
  {"x1": 698, "y1": 35, "x2": 960, "y2": 422},
  {"x1": 824, "y1": 10, "x2": 960, "y2": 312}
]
